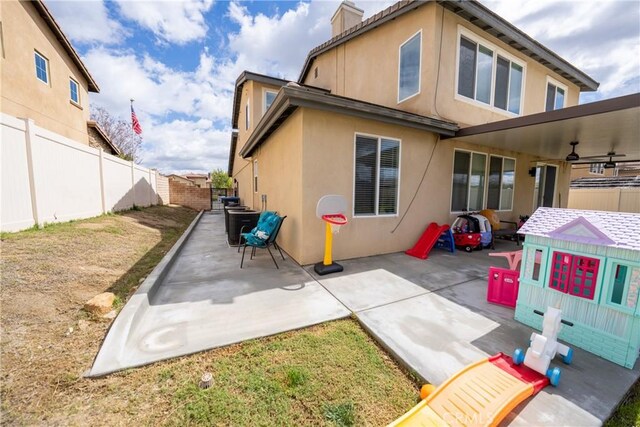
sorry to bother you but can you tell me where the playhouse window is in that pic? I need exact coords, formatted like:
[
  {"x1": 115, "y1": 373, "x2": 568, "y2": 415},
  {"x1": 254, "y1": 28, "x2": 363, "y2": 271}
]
[
  {"x1": 548, "y1": 252, "x2": 599, "y2": 300},
  {"x1": 604, "y1": 260, "x2": 640, "y2": 312}
]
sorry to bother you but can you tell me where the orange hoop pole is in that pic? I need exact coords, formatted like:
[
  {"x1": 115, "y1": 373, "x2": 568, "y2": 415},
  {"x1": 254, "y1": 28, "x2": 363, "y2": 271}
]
[{"x1": 323, "y1": 221, "x2": 333, "y2": 266}]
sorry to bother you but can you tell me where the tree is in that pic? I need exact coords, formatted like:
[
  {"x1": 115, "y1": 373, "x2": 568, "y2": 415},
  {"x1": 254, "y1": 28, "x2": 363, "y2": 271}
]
[
  {"x1": 91, "y1": 105, "x2": 143, "y2": 163},
  {"x1": 210, "y1": 168, "x2": 232, "y2": 189}
]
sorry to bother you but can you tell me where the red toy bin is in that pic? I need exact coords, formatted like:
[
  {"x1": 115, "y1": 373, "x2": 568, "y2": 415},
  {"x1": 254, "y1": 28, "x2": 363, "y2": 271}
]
[{"x1": 487, "y1": 267, "x2": 520, "y2": 308}]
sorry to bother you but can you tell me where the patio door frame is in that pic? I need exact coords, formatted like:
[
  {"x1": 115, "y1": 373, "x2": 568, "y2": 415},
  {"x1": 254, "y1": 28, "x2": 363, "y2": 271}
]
[{"x1": 533, "y1": 163, "x2": 558, "y2": 209}]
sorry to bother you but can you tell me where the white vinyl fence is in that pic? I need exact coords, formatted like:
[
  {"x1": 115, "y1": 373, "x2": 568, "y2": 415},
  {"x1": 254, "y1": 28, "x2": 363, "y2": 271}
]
[{"x1": 1, "y1": 113, "x2": 163, "y2": 232}]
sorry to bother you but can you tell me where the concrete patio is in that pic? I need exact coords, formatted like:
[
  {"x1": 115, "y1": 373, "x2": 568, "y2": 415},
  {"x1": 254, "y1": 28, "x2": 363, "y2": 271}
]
[{"x1": 90, "y1": 211, "x2": 639, "y2": 426}]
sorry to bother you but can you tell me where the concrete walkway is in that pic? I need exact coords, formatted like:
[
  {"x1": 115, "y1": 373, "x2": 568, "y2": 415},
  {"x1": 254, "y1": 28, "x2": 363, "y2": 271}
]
[{"x1": 90, "y1": 211, "x2": 639, "y2": 426}]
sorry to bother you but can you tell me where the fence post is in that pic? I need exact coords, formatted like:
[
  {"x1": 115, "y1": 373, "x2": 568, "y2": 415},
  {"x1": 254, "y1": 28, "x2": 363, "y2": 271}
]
[
  {"x1": 130, "y1": 160, "x2": 135, "y2": 208},
  {"x1": 24, "y1": 118, "x2": 41, "y2": 227},
  {"x1": 98, "y1": 148, "x2": 107, "y2": 214}
]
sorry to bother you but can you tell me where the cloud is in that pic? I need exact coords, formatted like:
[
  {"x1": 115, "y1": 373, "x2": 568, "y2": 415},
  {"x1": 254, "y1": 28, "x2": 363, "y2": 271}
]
[
  {"x1": 46, "y1": 0, "x2": 127, "y2": 45},
  {"x1": 482, "y1": 0, "x2": 640, "y2": 100},
  {"x1": 114, "y1": 0, "x2": 214, "y2": 45}
]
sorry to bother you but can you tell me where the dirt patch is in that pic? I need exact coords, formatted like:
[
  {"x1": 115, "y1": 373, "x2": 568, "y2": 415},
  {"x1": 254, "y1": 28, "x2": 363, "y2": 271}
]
[{"x1": 0, "y1": 206, "x2": 197, "y2": 425}]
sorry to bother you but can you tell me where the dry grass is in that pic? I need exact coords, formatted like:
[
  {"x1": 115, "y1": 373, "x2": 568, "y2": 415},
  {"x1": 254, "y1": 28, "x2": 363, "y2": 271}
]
[{"x1": 0, "y1": 206, "x2": 420, "y2": 426}]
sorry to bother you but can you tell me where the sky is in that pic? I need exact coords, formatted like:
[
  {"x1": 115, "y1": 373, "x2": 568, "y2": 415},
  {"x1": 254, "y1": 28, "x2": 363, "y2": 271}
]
[{"x1": 46, "y1": 0, "x2": 640, "y2": 175}]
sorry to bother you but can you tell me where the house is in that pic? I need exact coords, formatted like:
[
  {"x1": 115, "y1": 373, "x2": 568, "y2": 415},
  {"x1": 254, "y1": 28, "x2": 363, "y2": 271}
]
[
  {"x1": 183, "y1": 173, "x2": 211, "y2": 188},
  {"x1": 515, "y1": 207, "x2": 640, "y2": 368},
  {"x1": 87, "y1": 120, "x2": 120, "y2": 156},
  {"x1": 1, "y1": 0, "x2": 100, "y2": 144},
  {"x1": 228, "y1": 0, "x2": 639, "y2": 265},
  {"x1": 167, "y1": 174, "x2": 196, "y2": 187}
]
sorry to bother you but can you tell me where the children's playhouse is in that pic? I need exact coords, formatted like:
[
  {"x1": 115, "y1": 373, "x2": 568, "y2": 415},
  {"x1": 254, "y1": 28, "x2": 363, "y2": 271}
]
[{"x1": 515, "y1": 208, "x2": 640, "y2": 369}]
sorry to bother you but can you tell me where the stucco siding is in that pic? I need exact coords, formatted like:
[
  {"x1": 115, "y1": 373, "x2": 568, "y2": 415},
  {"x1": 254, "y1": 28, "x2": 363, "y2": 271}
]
[{"x1": 1, "y1": 1, "x2": 91, "y2": 143}]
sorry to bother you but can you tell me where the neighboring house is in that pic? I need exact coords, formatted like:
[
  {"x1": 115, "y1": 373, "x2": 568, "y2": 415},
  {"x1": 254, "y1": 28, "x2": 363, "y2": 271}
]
[
  {"x1": 228, "y1": 0, "x2": 639, "y2": 265},
  {"x1": 87, "y1": 120, "x2": 120, "y2": 156},
  {"x1": 568, "y1": 176, "x2": 640, "y2": 213},
  {"x1": 168, "y1": 174, "x2": 196, "y2": 187},
  {"x1": 515, "y1": 208, "x2": 640, "y2": 369},
  {"x1": 1, "y1": 0, "x2": 100, "y2": 144},
  {"x1": 183, "y1": 173, "x2": 211, "y2": 188}
]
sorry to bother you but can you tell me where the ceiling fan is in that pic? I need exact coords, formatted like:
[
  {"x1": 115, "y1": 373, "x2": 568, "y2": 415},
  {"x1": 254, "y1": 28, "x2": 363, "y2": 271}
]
[{"x1": 531, "y1": 141, "x2": 627, "y2": 165}]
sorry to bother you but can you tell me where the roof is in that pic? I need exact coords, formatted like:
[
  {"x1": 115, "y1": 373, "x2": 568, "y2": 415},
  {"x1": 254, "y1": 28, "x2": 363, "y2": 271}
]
[
  {"x1": 571, "y1": 176, "x2": 640, "y2": 189},
  {"x1": 518, "y1": 207, "x2": 640, "y2": 251},
  {"x1": 238, "y1": 83, "x2": 458, "y2": 158},
  {"x1": 447, "y1": 93, "x2": 640, "y2": 164},
  {"x1": 32, "y1": 1, "x2": 100, "y2": 92},
  {"x1": 231, "y1": 71, "x2": 289, "y2": 129},
  {"x1": 86, "y1": 120, "x2": 120, "y2": 155},
  {"x1": 184, "y1": 173, "x2": 208, "y2": 179},
  {"x1": 298, "y1": 0, "x2": 598, "y2": 91}
]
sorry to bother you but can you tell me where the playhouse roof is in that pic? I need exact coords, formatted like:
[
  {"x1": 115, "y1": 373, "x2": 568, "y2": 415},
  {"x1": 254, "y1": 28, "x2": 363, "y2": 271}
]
[{"x1": 518, "y1": 207, "x2": 640, "y2": 251}]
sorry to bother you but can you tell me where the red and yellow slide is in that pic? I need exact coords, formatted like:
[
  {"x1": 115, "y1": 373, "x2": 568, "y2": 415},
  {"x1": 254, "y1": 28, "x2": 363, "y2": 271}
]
[{"x1": 389, "y1": 353, "x2": 549, "y2": 427}]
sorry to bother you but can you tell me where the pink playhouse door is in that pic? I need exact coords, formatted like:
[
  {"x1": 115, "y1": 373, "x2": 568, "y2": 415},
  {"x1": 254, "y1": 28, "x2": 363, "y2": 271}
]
[{"x1": 487, "y1": 267, "x2": 520, "y2": 308}]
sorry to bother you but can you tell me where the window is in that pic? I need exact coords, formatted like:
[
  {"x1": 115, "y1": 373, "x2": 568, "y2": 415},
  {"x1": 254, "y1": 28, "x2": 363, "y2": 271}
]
[
  {"x1": 263, "y1": 90, "x2": 277, "y2": 115},
  {"x1": 548, "y1": 252, "x2": 600, "y2": 300},
  {"x1": 253, "y1": 160, "x2": 258, "y2": 192},
  {"x1": 34, "y1": 51, "x2": 49, "y2": 84},
  {"x1": 487, "y1": 156, "x2": 515, "y2": 210},
  {"x1": 451, "y1": 150, "x2": 486, "y2": 211},
  {"x1": 398, "y1": 31, "x2": 421, "y2": 102},
  {"x1": 545, "y1": 79, "x2": 566, "y2": 111},
  {"x1": 245, "y1": 100, "x2": 250, "y2": 130},
  {"x1": 604, "y1": 260, "x2": 640, "y2": 313},
  {"x1": 589, "y1": 163, "x2": 604, "y2": 175},
  {"x1": 522, "y1": 245, "x2": 548, "y2": 287},
  {"x1": 69, "y1": 78, "x2": 79, "y2": 104},
  {"x1": 354, "y1": 135, "x2": 400, "y2": 216},
  {"x1": 457, "y1": 29, "x2": 524, "y2": 114}
]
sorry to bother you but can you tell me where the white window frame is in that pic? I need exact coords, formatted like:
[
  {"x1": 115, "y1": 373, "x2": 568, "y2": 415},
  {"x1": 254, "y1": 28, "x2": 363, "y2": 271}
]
[
  {"x1": 589, "y1": 163, "x2": 605, "y2": 175},
  {"x1": 69, "y1": 77, "x2": 80, "y2": 104},
  {"x1": 253, "y1": 159, "x2": 258, "y2": 193},
  {"x1": 487, "y1": 154, "x2": 517, "y2": 212},
  {"x1": 245, "y1": 99, "x2": 250, "y2": 130},
  {"x1": 353, "y1": 133, "x2": 402, "y2": 218},
  {"x1": 34, "y1": 51, "x2": 49, "y2": 85},
  {"x1": 450, "y1": 149, "x2": 487, "y2": 213},
  {"x1": 545, "y1": 76, "x2": 567, "y2": 111},
  {"x1": 532, "y1": 163, "x2": 558, "y2": 210},
  {"x1": 262, "y1": 89, "x2": 278, "y2": 116},
  {"x1": 397, "y1": 30, "x2": 422, "y2": 104},
  {"x1": 454, "y1": 26, "x2": 526, "y2": 117}
]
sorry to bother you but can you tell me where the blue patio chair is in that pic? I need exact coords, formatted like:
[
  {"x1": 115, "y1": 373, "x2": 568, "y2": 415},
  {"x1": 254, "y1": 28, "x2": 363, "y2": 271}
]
[
  {"x1": 237, "y1": 211, "x2": 277, "y2": 253},
  {"x1": 240, "y1": 215, "x2": 286, "y2": 269}
]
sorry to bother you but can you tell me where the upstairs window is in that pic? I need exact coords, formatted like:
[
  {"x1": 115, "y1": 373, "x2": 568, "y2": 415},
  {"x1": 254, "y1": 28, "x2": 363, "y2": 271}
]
[
  {"x1": 545, "y1": 79, "x2": 566, "y2": 111},
  {"x1": 398, "y1": 31, "x2": 421, "y2": 102},
  {"x1": 263, "y1": 90, "x2": 277, "y2": 115},
  {"x1": 34, "y1": 51, "x2": 49, "y2": 84},
  {"x1": 245, "y1": 100, "x2": 250, "y2": 130},
  {"x1": 457, "y1": 30, "x2": 524, "y2": 115},
  {"x1": 354, "y1": 135, "x2": 400, "y2": 216},
  {"x1": 589, "y1": 163, "x2": 604, "y2": 175},
  {"x1": 69, "y1": 78, "x2": 79, "y2": 104}
]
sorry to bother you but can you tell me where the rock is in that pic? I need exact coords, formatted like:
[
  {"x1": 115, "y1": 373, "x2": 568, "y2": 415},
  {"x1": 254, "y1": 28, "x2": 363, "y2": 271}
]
[
  {"x1": 102, "y1": 310, "x2": 117, "y2": 320},
  {"x1": 84, "y1": 292, "x2": 115, "y2": 315},
  {"x1": 65, "y1": 327, "x2": 74, "y2": 336}
]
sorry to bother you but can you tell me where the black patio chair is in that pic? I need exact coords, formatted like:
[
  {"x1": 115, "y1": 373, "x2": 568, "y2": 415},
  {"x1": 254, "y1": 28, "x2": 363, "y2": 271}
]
[{"x1": 240, "y1": 215, "x2": 286, "y2": 269}]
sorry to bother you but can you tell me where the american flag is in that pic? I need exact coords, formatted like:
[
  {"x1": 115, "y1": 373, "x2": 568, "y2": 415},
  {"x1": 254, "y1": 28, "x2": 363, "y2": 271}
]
[{"x1": 131, "y1": 105, "x2": 142, "y2": 135}]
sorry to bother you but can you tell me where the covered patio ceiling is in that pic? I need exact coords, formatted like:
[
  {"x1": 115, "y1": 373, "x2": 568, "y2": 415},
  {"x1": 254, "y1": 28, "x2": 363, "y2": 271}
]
[{"x1": 445, "y1": 93, "x2": 640, "y2": 164}]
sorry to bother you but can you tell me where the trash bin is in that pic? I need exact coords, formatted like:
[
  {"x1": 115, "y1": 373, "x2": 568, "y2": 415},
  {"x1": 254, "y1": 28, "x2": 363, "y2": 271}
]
[
  {"x1": 228, "y1": 210, "x2": 260, "y2": 245},
  {"x1": 220, "y1": 197, "x2": 240, "y2": 207},
  {"x1": 224, "y1": 205, "x2": 247, "y2": 234}
]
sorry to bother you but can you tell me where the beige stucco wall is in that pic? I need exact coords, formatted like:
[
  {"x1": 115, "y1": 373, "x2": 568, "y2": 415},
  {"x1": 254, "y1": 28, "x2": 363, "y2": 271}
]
[
  {"x1": 570, "y1": 166, "x2": 616, "y2": 179},
  {"x1": 1, "y1": 1, "x2": 91, "y2": 143},
  {"x1": 293, "y1": 108, "x2": 569, "y2": 265},
  {"x1": 303, "y1": 2, "x2": 581, "y2": 127},
  {"x1": 246, "y1": 110, "x2": 304, "y2": 262}
]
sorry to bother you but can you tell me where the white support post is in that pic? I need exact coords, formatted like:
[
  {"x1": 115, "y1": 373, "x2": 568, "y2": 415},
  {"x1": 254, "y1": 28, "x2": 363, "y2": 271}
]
[
  {"x1": 23, "y1": 118, "x2": 41, "y2": 227},
  {"x1": 98, "y1": 148, "x2": 106, "y2": 214}
]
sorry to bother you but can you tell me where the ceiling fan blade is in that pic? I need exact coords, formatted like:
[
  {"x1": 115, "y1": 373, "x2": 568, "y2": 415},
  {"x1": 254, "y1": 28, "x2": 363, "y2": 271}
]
[{"x1": 579, "y1": 153, "x2": 626, "y2": 160}]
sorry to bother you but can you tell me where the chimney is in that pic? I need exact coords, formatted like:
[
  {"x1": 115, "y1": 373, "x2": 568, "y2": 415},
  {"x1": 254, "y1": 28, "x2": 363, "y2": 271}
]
[{"x1": 331, "y1": 1, "x2": 364, "y2": 38}]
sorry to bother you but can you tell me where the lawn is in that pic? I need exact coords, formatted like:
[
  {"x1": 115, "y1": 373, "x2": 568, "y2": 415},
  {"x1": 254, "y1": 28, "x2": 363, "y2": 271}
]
[{"x1": 0, "y1": 206, "x2": 419, "y2": 425}]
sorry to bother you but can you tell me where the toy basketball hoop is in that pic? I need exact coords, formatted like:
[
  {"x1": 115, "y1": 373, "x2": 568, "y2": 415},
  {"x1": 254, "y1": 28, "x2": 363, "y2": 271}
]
[{"x1": 314, "y1": 195, "x2": 348, "y2": 275}]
